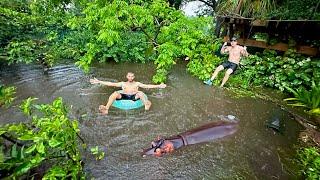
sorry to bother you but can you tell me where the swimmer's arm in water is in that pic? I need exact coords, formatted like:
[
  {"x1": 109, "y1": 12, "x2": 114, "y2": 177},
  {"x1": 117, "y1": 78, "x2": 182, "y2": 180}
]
[
  {"x1": 137, "y1": 82, "x2": 167, "y2": 89},
  {"x1": 90, "y1": 78, "x2": 122, "y2": 87}
]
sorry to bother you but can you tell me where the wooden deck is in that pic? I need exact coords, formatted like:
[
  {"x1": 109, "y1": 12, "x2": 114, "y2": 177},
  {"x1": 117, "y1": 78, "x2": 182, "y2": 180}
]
[
  {"x1": 236, "y1": 38, "x2": 319, "y2": 56},
  {"x1": 216, "y1": 15, "x2": 320, "y2": 56}
]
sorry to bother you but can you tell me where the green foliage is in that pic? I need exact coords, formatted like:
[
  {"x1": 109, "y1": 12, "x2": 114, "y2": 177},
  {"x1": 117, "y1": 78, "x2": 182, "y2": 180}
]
[
  {"x1": 154, "y1": 15, "x2": 221, "y2": 81},
  {"x1": 186, "y1": 48, "x2": 221, "y2": 81},
  {"x1": 0, "y1": 0, "x2": 81, "y2": 66},
  {"x1": 159, "y1": 16, "x2": 220, "y2": 81},
  {"x1": 100, "y1": 32, "x2": 153, "y2": 63},
  {"x1": 6, "y1": 40, "x2": 37, "y2": 64},
  {"x1": 69, "y1": 0, "x2": 217, "y2": 82},
  {"x1": 90, "y1": 146, "x2": 105, "y2": 160},
  {"x1": 68, "y1": 0, "x2": 181, "y2": 77},
  {"x1": 298, "y1": 147, "x2": 320, "y2": 179},
  {"x1": 187, "y1": 48, "x2": 320, "y2": 103},
  {"x1": 233, "y1": 50, "x2": 320, "y2": 92},
  {"x1": 253, "y1": 33, "x2": 268, "y2": 42},
  {"x1": 0, "y1": 0, "x2": 220, "y2": 83},
  {"x1": 19, "y1": 97, "x2": 38, "y2": 116},
  {"x1": 0, "y1": 1, "x2": 33, "y2": 47},
  {"x1": 152, "y1": 68, "x2": 169, "y2": 83},
  {"x1": 284, "y1": 83, "x2": 320, "y2": 115},
  {"x1": 216, "y1": 0, "x2": 319, "y2": 20},
  {"x1": 0, "y1": 97, "x2": 85, "y2": 179},
  {"x1": 217, "y1": 0, "x2": 276, "y2": 19},
  {"x1": 269, "y1": 0, "x2": 320, "y2": 20},
  {"x1": 0, "y1": 84, "x2": 16, "y2": 107},
  {"x1": 228, "y1": 67, "x2": 258, "y2": 90}
]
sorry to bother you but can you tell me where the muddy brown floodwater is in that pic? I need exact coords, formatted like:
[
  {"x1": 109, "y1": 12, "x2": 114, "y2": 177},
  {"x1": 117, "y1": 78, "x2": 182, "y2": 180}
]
[{"x1": 0, "y1": 61, "x2": 302, "y2": 179}]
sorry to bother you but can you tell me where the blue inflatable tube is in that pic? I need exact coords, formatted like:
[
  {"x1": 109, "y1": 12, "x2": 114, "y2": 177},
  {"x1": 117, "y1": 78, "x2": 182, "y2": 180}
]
[{"x1": 112, "y1": 91, "x2": 146, "y2": 110}]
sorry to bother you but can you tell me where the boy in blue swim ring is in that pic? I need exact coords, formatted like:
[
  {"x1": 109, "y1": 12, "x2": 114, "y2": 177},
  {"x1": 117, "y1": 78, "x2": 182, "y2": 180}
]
[{"x1": 90, "y1": 72, "x2": 166, "y2": 114}]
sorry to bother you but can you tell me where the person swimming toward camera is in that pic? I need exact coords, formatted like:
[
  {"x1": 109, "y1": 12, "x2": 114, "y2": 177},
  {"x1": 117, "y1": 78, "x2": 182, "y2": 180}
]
[
  {"x1": 204, "y1": 37, "x2": 249, "y2": 87},
  {"x1": 90, "y1": 72, "x2": 166, "y2": 114}
]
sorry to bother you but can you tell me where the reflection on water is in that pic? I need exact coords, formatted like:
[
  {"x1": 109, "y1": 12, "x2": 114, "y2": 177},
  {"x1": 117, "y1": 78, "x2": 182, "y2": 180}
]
[{"x1": 0, "y1": 62, "x2": 301, "y2": 179}]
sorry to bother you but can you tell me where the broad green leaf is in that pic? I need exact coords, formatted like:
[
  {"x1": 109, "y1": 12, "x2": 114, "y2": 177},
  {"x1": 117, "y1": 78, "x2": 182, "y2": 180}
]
[
  {"x1": 309, "y1": 108, "x2": 320, "y2": 115},
  {"x1": 0, "y1": 130, "x2": 6, "y2": 136},
  {"x1": 20, "y1": 146, "x2": 25, "y2": 159},
  {"x1": 90, "y1": 146, "x2": 99, "y2": 155},
  {"x1": 36, "y1": 142, "x2": 45, "y2": 154},
  {"x1": 13, "y1": 161, "x2": 33, "y2": 176},
  {"x1": 30, "y1": 154, "x2": 45, "y2": 164},
  {"x1": 18, "y1": 134, "x2": 34, "y2": 141},
  {"x1": 72, "y1": 121, "x2": 79, "y2": 132},
  {"x1": 48, "y1": 139, "x2": 61, "y2": 148},
  {"x1": 11, "y1": 144, "x2": 18, "y2": 158},
  {"x1": 98, "y1": 152, "x2": 105, "y2": 160},
  {"x1": 20, "y1": 97, "x2": 38, "y2": 116},
  {"x1": 25, "y1": 144, "x2": 36, "y2": 154},
  {"x1": 0, "y1": 147, "x2": 4, "y2": 162}
]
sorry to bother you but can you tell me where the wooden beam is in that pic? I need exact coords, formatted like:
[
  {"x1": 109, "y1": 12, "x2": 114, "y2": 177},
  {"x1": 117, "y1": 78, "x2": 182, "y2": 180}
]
[
  {"x1": 251, "y1": 20, "x2": 268, "y2": 27},
  {"x1": 236, "y1": 38, "x2": 319, "y2": 56}
]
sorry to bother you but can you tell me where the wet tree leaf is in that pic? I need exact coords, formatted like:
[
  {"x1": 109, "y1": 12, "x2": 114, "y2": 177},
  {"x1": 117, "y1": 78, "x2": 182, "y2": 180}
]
[
  {"x1": 36, "y1": 142, "x2": 45, "y2": 154},
  {"x1": 13, "y1": 161, "x2": 33, "y2": 176},
  {"x1": 25, "y1": 144, "x2": 36, "y2": 154},
  {"x1": 49, "y1": 139, "x2": 61, "y2": 148},
  {"x1": 11, "y1": 144, "x2": 18, "y2": 158}
]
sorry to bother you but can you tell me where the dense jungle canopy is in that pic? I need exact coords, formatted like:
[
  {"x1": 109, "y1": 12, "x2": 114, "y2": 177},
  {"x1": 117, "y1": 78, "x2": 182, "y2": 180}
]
[{"x1": 1, "y1": 0, "x2": 319, "y2": 80}]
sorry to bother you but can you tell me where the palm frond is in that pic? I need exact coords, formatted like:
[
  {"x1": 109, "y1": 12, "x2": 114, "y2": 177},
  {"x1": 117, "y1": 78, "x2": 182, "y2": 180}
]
[
  {"x1": 284, "y1": 84, "x2": 320, "y2": 114},
  {"x1": 283, "y1": 97, "x2": 298, "y2": 101},
  {"x1": 216, "y1": 0, "x2": 276, "y2": 18},
  {"x1": 287, "y1": 103, "x2": 307, "y2": 107}
]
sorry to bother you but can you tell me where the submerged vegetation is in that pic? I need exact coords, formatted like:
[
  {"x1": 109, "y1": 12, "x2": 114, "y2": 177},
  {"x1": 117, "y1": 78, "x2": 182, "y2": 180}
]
[{"x1": 0, "y1": 84, "x2": 16, "y2": 107}]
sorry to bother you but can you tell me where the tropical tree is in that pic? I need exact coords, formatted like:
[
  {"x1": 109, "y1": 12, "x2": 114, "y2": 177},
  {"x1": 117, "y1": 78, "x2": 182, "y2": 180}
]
[
  {"x1": 215, "y1": 0, "x2": 275, "y2": 18},
  {"x1": 0, "y1": 98, "x2": 86, "y2": 179},
  {"x1": 69, "y1": 0, "x2": 219, "y2": 82},
  {"x1": 0, "y1": 0, "x2": 85, "y2": 67}
]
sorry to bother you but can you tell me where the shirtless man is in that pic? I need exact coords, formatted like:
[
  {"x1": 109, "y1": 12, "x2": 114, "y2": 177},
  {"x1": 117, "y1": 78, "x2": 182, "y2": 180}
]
[
  {"x1": 204, "y1": 37, "x2": 249, "y2": 87},
  {"x1": 90, "y1": 72, "x2": 166, "y2": 114}
]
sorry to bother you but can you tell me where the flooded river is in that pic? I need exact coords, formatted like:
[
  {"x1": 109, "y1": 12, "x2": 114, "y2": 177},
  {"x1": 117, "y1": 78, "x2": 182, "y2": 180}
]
[{"x1": 0, "y1": 62, "x2": 302, "y2": 179}]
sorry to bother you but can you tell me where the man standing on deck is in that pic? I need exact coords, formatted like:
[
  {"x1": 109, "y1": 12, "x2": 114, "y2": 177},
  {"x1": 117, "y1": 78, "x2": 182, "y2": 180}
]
[
  {"x1": 204, "y1": 37, "x2": 249, "y2": 87},
  {"x1": 90, "y1": 72, "x2": 166, "y2": 114}
]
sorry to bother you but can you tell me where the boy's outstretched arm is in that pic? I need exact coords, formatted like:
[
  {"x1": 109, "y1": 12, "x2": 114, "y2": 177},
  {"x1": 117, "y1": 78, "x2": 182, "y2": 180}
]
[
  {"x1": 138, "y1": 82, "x2": 166, "y2": 89},
  {"x1": 90, "y1": 77, "x2": 122, "y2": 87}
]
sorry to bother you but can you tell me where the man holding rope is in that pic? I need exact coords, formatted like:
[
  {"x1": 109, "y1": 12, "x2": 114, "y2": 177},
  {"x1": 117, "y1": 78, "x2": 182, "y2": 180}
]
[{"x1": 204, "y1": 37, "x2": 249, "y2": 87}]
